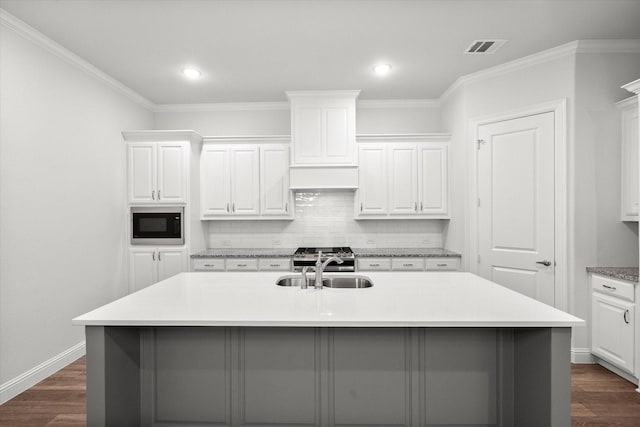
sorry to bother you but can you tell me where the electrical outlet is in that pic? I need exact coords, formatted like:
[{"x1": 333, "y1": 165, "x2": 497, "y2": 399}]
[
  {"x1": 272, "y1": 239, "x2": 282, "y2": 247},
  {"x1": 422, "y1": 239, "x2": 432, "y2": 245},
  {"x1": 366, "y1": 239, "x2": 376, "y2": 245},
  {"x1": 222, "y1": 240, "x2": 232, "y2": 247}
]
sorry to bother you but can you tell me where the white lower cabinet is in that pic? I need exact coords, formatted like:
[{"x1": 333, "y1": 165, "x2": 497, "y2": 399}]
[
  {"x1": 191, "y1": 257, "x2": 291, "y2": 272},
  {"x1": 192, "y1": 258, "x2": 225, "y2": 271},
  {"x1": 129, "y1": 247, "x2": 187, "y2": 293},
  {"x1": 591, "y1": 274, "x2": 636, "y2": 375},
  {"x1": 226, "y1": 259, "x2": 259, "y2": 271},
  {"x1": 358, "y1": 257, "x2": 459, "y2": 272},
  {"x1": 258, "y1": 258, "x2": 291, "y2": 271}
]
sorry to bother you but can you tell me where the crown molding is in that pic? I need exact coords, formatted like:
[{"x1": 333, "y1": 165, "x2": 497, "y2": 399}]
[
  {"x1": 615, "y1": 95, "x2": 637, "y2": 108},
  {"x1": 0, "y1": 9, "x2": 155, "y2": 111},
  {"x1": 622, "y1": 78, "x2": 640, "y2": 95},
  {"x1": 122, "y1": 130, "x2": 203, "y2": 143},
  {"x1": 440, "y1": 41, "x2": 579, "y2": 102},
  {"x1": 153, "y1": 102, "x2": 290, "y2": 113},
  {"x1": 357, "y1": 99, "x2": 440, "y2": 109},
  {"x1": 440, "y1": 39, "x2": 640, "y2": 103}
]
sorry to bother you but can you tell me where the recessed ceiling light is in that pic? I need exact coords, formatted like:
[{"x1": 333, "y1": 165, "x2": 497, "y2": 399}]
[
  {"x1": 373, "y1": 63, "x2": 392, "y2": 76},
  {"x1": 182, "y1": 68, "x2": 202, "y2": 79}
]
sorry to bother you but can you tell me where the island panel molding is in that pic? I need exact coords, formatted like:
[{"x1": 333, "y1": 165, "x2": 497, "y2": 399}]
[{"x1": 84, "y1": 325, "x2": 571, "y2": 427}]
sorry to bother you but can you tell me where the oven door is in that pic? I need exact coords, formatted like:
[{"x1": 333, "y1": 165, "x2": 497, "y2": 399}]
[{"x1": 131, "y1": 208, "x2": 184, "y2": 245}]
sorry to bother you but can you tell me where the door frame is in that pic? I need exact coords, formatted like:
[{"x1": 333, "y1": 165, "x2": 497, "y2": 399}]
[{"x1": 468, "y1": 99, "x2": 568, "y2": 311}]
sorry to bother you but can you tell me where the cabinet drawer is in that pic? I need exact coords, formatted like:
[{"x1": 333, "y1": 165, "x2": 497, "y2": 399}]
[
  {"x1": 592, "y1": 274, "x2": 635, "y2": 302},
  {"x1": 425, "y1": 258, "x2": 459, "y2": 271},
  {"x1": 391, "y1": 258, "x2": 425, "y2": 271},
  {"x1": 358, "y1": 258, "x2": 391, "y2": 271},
  {"x1": 191, "y1": 258, "x2": 225, "y2": 271},
  {"x1": 226, "y1": 259, "x2": 258, "y2": 271},
  {"x1": 258, "y1": 258, "x2": 291, "y2": 271}
]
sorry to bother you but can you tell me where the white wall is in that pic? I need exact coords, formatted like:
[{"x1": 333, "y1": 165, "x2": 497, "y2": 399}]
[
  {"x1": 440, "y1": 45, "x2": 640, "y2": 357},
  {"x1": 0, "y1": 22, "x2": 153, "y2": 400},
  {"x1": 207, "y1": 191, "x2": 445, "y2": 249},
  {"x1": 154, "y1": 102, "x2": 442, "y2": 136}
]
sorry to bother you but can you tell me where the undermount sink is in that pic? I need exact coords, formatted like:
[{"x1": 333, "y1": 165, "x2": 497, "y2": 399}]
[{"x1": 275, "y1": 275, "x2": 373, "y2": 289}]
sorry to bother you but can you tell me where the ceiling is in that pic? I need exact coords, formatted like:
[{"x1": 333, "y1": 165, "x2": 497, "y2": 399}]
[{"x1": 2, "y1": 0, "x2": 640, "y2": 105}]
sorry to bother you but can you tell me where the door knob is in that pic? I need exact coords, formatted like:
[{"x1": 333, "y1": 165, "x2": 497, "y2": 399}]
[{"x1": 536, "y1": 260, "x2": 552, "y2": 267}]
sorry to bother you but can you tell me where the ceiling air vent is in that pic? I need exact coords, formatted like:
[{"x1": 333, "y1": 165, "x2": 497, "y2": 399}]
[{"x1": 465, "y1": 40, "x2": 507, "y2": 54}]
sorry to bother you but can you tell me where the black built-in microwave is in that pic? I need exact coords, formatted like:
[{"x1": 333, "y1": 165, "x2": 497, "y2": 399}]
[{"x1": 131, "y1": 207, "x2": 184, "y2": 245}]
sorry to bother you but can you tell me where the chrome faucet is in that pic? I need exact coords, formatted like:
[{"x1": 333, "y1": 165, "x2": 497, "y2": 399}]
[
  {"x1": 301, "y1": 266, "x2": 314, "y2": 289},
  {"x1": 314, "y1": 250, "x2": 344, "y2": 289}
]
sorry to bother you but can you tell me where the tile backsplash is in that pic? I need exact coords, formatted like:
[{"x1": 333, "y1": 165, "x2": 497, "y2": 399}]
[{"x1": 207, "y1": 191, "x2": 445, "y2": 248}]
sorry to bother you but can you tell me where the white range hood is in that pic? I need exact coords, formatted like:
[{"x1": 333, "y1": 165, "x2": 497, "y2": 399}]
[{"x1": 287, "y1": 90, "x2": 360, "y2": 190}]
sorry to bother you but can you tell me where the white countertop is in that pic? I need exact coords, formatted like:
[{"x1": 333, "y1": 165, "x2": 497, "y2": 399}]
[{"x1": 73, "y1": 272, "x2": 583, "y2": 327}]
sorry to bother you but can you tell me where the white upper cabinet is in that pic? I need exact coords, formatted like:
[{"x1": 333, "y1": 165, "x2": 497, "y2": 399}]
[
  {"x1": 389, "y1": 145, "x2": 419, "y2": 215},
  {"x1": 356, "y1": 134, "x2": 450, "y2": 219},
  {"x1": 126, "y1": 139, "x2": 188, "y2": 204},
  {"x1": 261, "y1": 145, "x2": 291, "y2": 216},
  {"x1": 419, "y1": 144, "x2": 449, "y2": 216},
  {"x1": 618, "y1": 96, "x2": 639, "y2": 221},
  {"x1": 200, "y1": 138, "x2": 292, "y2": 220},
  {"x1": 287, "y1": 91, "x2": 359, "y2": 165},
  {"x1": 230, "y1": 146, "x2": 260, "y2": 216},
  {"x1": 358, "y1": 144, "x2": 388, "y2": 215}
]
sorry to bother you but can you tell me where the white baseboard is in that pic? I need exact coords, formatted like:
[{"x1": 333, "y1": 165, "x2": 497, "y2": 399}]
[
  {"x1": 0, "y1": 341, "x2": 86, "y2": 405},
  {"x1": 571, "y1": 347, "x2": 595, "y2": 364}
]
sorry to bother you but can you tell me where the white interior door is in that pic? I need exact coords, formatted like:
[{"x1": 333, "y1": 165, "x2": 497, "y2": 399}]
[{"x1": 477, "y1": 112, "x2": 555, "y2": 305}]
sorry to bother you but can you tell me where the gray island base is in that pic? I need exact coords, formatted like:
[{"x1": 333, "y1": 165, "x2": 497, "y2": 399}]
[{"x1": 86, "y1": 325, "x2": 571, "y2": 427}]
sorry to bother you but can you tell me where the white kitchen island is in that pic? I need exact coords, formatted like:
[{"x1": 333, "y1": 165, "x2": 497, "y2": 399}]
[{"x1": 74, "y1": 272, "x2": 583, "y2": 427}]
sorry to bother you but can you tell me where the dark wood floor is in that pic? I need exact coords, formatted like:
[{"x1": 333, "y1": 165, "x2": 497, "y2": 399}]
[{"x1": 1, "y1": 358, "x2": 639, "y2": 426}]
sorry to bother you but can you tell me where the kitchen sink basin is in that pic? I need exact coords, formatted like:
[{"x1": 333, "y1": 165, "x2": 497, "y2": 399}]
[
  {"x1": 275, "y1": 275, "x2": 373, "y2": 288},
  {"x1": 323, "y1": 275, "x2": 373, "y2": 288},
  {"x1": 275, "y1": 276, "x2": 325, "y2": 287}
]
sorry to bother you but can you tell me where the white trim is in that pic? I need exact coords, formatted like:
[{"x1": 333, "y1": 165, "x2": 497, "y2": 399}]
[
  {"x1": 122, "y1": 130, "x2": 203, "y2": 144},
  {"x1": 357, "y1": 99, "x2": 439, "y2": 109},
  {"x1": 202, "y1": 135, "x2": 290, "y2": 144},
  {"x1": 571, "y1": 347, "x2": 596, "y2": 364},
  {"x1": 356, "y1": 133, "x2": 451, "y2": 143},
  {"x1": 153, "y1": 102, "x2": 289, "y2": 112},
  {"x1": 616, "y1": 95, "x2": 638, "y2": 109},
  {"x1": 0, "y1": 341, "x2": 86, "y2": 404},
  {"x1": 0, "y1": 9, "x2": 155, "y2": 111},
  {"x1": 469, "y1": 99, "x2": 569, "y2": 312},
  {"x1": 441, "y1": 42, "x2": 578, "y2": 102},
  {"x1": 623, "y1": 78, "x2": 640, "y2": 95},
  {"x1": 441, "y1": 40, "x2": 640, "y2": 103}
]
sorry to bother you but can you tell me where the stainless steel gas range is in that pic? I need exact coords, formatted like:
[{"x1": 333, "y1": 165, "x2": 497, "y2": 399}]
[{"x1": 292, "y1": 247, "x2": 355, "y2": 272}]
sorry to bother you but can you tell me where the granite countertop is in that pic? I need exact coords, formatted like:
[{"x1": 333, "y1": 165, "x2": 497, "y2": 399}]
[
  {"x1": 586, "y1": 267, "x2": 639, "y2": 283},
  {"x1": 73, "y1": 272, "x2": 583, "y2": 328},
  {"x1": 191, "y1": 248, "x2": 297, "y2": 258},
  {"x1": 192, "y1": 248, "x2": 462, "y2": 259},
  {"x1": 352, "y1": 248, "x2": 462, "y2": 258}
]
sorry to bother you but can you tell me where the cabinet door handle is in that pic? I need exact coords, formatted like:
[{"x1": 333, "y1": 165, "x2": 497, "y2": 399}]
[
  {"x1": 204, "y1": 264, "x2": 215, "y2": 267},
  {"x1": 370, "y1": 263, "x2": 380, "y2": 267},
  {"x1": 602, "y1": 284, "x2": 617, "y2": 291},
  {"x1": 158, "y1": 251, "x2": 162, "y2": 261},
  {"x1": 403, "y1": 263, "x2": 414, "y2": 267},
  {"x1": 232, "y1": 203, "x2": 235, "y2": 213},
  {"x1": 420, "y1": 201, "x2": 423, "y2": 211},
  {"x1": 226, "y1": 203, "x2": 230, "y2": 213},
  {"x1": 269, "y1": 264, "x2": 280, "y2": 268},
  {"x1": 237, "y1": 264, "x2": 246, "y2": 268},
  {"x1": 624, "y1": 309, "x2": 630, "y2": 324},
  {"x1": 152, "y1": 190, "x2": 155, "y2": 200},
  {"x1": 536, "y1": 260, "x2": 552, "y2": 267},
  {"x1": 152, "y1": 250, "x2": 156, "y2": 261},
  {"x1": 285, "y1": 202, "x2": 288, "y2": 213},
  {"x1": 157, "y1": 190, "x2": 161, "y2": 200},
  {"x1": 360, "y1": 202, "x2": 363, "y2": 212},
  {"x1": 414, "y1": 202, "x2": 418, "y2": 211},
  {"x1": 437, "y1": 263, "x2": 448, "y2": 267}
]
